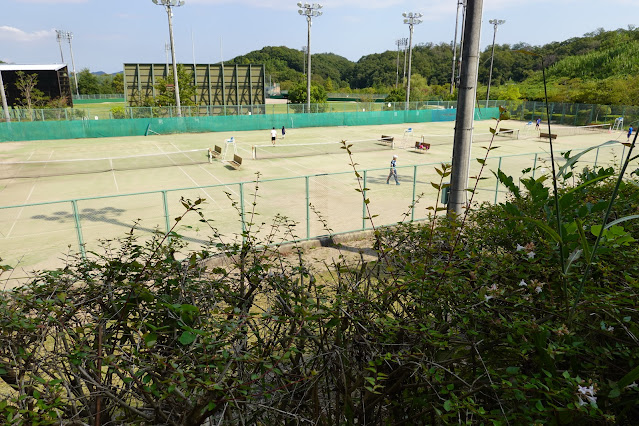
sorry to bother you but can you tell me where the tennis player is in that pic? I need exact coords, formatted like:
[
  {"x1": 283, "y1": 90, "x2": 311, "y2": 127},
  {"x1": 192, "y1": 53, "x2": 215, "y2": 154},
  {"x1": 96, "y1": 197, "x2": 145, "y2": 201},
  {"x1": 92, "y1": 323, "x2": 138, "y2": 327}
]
[{"x1": 386, "y1": 154, "x2": 400, "y2": 185}]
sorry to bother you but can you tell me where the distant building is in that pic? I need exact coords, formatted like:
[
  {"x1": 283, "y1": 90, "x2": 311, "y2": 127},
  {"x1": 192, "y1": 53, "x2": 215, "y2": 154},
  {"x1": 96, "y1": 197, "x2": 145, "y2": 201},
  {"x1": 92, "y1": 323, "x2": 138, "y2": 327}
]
[{"x1": 0, "y1": 64, "x2": 73, "y2": 107}]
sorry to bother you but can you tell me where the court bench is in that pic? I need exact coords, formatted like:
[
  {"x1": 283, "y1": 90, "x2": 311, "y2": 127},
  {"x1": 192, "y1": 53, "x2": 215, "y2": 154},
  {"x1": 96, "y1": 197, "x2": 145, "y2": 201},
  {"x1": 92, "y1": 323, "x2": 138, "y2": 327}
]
[
  {"x1": 229, "y1": 154, "x2": 243, "y2": 169},
  {"x1": 413, "y1": 141, "x2": 431, "y2": 152},
  {"x1": 212, "y1": 145, "x2": 222, "y2": 157},
  {"x1": 539, "y1": 132, "x2": 557, "y2": 140},
  {"x1": 379, "y1": 135, "x2": 394, "y2": 144}
]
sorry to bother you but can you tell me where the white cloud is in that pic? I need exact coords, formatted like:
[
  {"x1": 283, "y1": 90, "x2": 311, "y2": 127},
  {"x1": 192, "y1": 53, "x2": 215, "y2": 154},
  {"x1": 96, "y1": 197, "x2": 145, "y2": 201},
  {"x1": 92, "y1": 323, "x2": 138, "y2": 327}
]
[{"x1": 0, "y1": 26, "x2": 55, "y2": 43}]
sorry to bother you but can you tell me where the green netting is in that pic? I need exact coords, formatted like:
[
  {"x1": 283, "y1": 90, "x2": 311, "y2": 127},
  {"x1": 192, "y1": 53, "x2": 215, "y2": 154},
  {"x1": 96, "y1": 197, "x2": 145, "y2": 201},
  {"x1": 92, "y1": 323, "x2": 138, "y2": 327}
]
[{"x1": 0, "y1": 108, "x2": 500, "y2": 143}]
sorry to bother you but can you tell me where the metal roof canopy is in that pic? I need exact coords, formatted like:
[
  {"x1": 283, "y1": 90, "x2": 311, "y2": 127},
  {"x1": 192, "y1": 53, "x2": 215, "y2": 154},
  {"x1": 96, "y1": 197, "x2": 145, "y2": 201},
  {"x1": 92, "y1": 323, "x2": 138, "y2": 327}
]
[{"x1": 0, "y1": 64, "x2": 68, "y2": 72}]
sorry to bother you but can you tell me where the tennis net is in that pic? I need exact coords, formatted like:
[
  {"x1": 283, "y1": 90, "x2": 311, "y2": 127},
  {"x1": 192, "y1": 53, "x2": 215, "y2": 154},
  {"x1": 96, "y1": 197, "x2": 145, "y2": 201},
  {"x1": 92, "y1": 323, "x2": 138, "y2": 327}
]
[
  {"x1": 252, "y1": 138, "x2": 395, "y2": 160},
  {"x1": 0, "y1": 148, "x2": 209, "y2": 180},
  {"x1": 420, "y1": 129, "x2": 520, "y2": 146},
  {"x1": 549, "y1": 123, "x2": 611, "y2": 137}
]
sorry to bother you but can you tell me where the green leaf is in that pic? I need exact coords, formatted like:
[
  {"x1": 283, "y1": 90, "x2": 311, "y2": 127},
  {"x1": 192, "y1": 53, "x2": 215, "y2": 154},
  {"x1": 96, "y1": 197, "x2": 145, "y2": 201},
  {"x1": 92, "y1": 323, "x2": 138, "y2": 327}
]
[
  {"x1": 178, "y1": 331, "x2": 197, "y2": 345},
  {"x1": 536, "y1": 400, "x2": 544, "y2": 411},
  {"x1": 143, "y1": 332, "x2": 157, "y2": 348},
  {"x1": 604, "y1": 215, "x2": 639, "y2": 230},
  {"x1": 518, "y1": 217, "x2": 563, "y2": 244},
  {"x1": 608, "y1": 388, "x2": 621, "y2": 398},
  {"x1": 506, "y1": 366, "x2": 520, "y2": 374},
  {"x1": 618, "y1": 364, "x2": 639, "y2": 389},
  {"x1": 557, "y1": 141, "x2": 618, "y2": 177},
  {"x1": 443, "y1": 399, "x2": 452, "y2": 412}
]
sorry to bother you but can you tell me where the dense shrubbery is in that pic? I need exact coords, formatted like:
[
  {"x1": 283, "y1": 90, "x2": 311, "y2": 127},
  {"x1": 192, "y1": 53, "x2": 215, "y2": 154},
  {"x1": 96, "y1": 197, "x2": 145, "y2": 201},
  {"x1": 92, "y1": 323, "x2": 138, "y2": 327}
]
[{"x1": 2, "y1": 126, "x2": 639, "y2": 423}]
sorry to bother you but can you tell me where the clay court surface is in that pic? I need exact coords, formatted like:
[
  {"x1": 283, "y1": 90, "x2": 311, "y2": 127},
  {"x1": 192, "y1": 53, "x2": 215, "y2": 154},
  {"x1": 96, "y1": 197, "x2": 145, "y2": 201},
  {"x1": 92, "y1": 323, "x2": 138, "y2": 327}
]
[{"x1": 0, "y1": 119, "x2": 628, "y2": 286}]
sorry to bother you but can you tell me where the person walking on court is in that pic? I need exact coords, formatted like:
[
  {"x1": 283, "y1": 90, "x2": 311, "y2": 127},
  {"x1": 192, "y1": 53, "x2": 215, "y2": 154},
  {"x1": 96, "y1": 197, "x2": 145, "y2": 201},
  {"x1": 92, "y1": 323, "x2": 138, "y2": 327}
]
[
  {"x1": 628, "y1": 126, "x2": 634, "y2": 141},
  {"x1": 281, "y1": 126, "x2": 286, "y2": 139},
  {"x1": 535, "y1": 117, "x2": 541, "y2": 130},
  {"x1": 270, "y1": 127, "x2": 277, "y2": 145},
  {"x1": 386, "y1": 154, "x2": 400, "y2": 185}
]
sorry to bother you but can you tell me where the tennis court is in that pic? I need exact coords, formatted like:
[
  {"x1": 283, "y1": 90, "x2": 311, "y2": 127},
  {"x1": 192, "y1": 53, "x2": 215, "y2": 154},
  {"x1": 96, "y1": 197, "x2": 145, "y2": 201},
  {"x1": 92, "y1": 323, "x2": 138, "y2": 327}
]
[{"x1": 0, "y1": 119, "x2": 628, "y2": 286}]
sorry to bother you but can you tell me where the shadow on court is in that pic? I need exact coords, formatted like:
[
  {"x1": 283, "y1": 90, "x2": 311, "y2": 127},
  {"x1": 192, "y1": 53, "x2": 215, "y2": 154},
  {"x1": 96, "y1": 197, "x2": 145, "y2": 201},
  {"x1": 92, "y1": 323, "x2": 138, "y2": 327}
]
[{"x1": 32, "y1": 206, "x2": 210, "y2": 246}]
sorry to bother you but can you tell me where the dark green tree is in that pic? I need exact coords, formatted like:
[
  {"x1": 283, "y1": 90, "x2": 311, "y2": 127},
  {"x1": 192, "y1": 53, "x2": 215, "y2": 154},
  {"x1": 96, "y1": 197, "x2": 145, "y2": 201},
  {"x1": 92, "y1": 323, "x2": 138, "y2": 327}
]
[
  {"x1": 77, "y1": 68, "x2": 100, "y2": 95},
  {"x1": 155, "y1": 64, "x2": 196, "y2": 106}
]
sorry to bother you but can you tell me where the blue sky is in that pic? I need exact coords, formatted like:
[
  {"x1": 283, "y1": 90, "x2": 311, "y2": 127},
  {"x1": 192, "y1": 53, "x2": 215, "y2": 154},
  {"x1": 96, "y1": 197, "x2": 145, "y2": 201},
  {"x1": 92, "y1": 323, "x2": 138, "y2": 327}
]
[{"x1": 2, "y1": 0, "x2": 638, "y2": 74}]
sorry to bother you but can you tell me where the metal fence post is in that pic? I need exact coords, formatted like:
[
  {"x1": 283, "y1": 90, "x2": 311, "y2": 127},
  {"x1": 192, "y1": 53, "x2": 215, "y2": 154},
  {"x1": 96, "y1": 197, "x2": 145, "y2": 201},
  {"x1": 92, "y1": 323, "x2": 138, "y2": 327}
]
[
  {"x1": 362, "y1": 170, "x2": 367, "y2": 230},
  {"x1": 411, "y1": 165, "x2": 417, "y2": 222},
  {"x1": 532, "y1": 153, "x2": 538, "y2": 179},
  {"x1": 71, "y1": 200, "x2": 86, "y2": 259},
  {"x1": 494, "y1": 157, "x2": 503, "y2": 205},
  {"x1": 594, "y1": 147, "x2": 600, "y2": 169},
  {"x1": 621, "y1": 145, "x2": 626, "y2": 169},
  {"x1": 305, "y1": 176, "x2": 311, "y2": 239}
]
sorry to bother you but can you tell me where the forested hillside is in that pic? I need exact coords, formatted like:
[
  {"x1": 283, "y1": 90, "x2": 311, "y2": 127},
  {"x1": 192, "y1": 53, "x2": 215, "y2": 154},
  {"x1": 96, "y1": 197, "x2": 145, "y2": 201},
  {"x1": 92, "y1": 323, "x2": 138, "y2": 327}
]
[{"x1": 228, "y1": 26, "x2": 639, "y2": 105}]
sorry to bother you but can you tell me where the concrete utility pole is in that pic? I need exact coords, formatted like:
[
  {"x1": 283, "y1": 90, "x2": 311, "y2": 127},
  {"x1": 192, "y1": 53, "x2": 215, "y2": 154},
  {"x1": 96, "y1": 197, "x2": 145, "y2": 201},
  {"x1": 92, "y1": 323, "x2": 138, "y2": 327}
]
[
  {"x1": 403, "y1": 12, "x2": 423, "y2": 108},
  {"x1": 298, "y1": 3, "x2": 323, "y2": 113},
  {"x1": 153, "y1": 0, "x2": 185, "y2": 117},
  {"x1": 486, "y1": 19, "x2": 505, "y2": 107},
  {"x1": 0, "y1": 71, "x2": 10, "y2": 122},
  {"x1": 448, "y1": 0, "x2": 483, "y2": 216}
]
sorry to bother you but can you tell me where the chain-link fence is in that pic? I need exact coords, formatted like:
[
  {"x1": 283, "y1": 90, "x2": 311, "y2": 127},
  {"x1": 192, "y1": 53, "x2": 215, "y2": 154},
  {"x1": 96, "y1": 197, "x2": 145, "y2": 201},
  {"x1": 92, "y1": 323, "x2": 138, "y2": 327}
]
[{"x1": 1, "y1": 142, "x2": 631, "y2": 283}]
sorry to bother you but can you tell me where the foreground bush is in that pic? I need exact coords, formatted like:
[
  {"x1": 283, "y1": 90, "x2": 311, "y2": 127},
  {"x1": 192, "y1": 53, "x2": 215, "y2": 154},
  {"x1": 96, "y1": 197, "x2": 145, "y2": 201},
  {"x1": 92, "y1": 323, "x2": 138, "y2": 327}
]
[{"x1": 1, "y1": 160, "x2": 639, "y2": 424}]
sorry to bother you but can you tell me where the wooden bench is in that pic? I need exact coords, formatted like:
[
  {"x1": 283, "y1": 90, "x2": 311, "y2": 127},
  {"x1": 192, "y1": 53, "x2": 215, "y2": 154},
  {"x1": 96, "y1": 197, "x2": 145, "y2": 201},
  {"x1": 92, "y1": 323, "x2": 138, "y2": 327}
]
[
  {"x1": 379, "y1": 135, "x2": 394, "y2": 144},
  {"x1": 539, "y1": 132, "x2": 557, "y2": 140},
  {"x1": 229, "y1": 154, "x2": 242, "y2": 169},
  {"x1": 413, "y1": 141, "x2": 431, "y2": 152},
  {"x1": 208, "y1": 145, "x2": 223, "y2": 163}
]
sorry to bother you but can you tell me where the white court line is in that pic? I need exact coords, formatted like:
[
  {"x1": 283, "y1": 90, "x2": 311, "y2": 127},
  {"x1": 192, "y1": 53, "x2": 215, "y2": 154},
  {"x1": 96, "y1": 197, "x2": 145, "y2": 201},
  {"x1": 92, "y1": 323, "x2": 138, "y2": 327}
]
[
  {"x1": 111, "y1": 166, "x2": 120, "y2": 192},
  {"x1": 159, "y1": 142, "x2": 231, "y2": 209},
  {"x1": 6, "y1": 152, "x2": 54, "y2": 238}
]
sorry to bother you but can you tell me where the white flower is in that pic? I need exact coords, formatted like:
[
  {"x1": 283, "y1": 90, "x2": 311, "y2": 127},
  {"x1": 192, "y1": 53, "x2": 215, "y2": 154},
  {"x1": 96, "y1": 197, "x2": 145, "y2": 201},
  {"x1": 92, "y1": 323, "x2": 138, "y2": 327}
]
[
  {"x1": 489, "y1": 284, "x2": 499, "y2": 292},
  {"x1": 484, "y1": 295, "x2": 493, "y2": 301},
  {"x1": 626, "y1": 382, "x2": 638, "y2": 389},
  {"x1": 527, "y1": 251, "x2": 536, "y2": 259},
  {"x1": 516, "y1": 244, "x2": 525, "y2": 251},
  {"x1": 535, "y1": 286, "x2": 543, "y2": 293},
  {"x1": 607, "y1": 326, "x2": 615, "y2": 332},
  {"x1": 519, "y1": 279, "x2": 528, "y2": 287},
  {"x1": 577, "y1": 385, "x2": 595, "y2": 396}
]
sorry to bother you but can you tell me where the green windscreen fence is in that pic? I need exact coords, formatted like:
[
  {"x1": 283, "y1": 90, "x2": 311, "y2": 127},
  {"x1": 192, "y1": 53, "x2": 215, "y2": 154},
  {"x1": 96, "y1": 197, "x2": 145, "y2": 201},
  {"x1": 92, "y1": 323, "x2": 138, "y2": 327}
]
[{"x1": 0, "y1": 108, "x2": 499, "y2": 143}]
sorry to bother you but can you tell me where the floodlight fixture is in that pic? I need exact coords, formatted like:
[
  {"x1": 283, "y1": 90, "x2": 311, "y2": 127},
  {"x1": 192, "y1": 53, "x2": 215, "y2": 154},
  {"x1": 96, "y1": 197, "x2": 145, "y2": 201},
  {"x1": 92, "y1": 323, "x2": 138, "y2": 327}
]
[
  {"x1": 55, "y1": 30, "x2": 65, "y2": 63},
  {"x1": 486, "y1": 19, "x2": 506, "y2": 106},
  {"x1": 403, "y1": 12, "x2": 423, "y2": 107},
  {"x1": 297, "y1": 2, "x2": 324, "y2": 111},
  {"x1": 153, "y1": 0, "x2": 185, "y2": 117}
]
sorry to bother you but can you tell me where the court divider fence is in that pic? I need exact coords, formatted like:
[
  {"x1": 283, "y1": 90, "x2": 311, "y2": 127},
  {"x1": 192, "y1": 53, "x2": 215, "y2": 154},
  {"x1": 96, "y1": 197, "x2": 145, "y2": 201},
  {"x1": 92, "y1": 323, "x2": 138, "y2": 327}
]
[
  {"x1": 0, "y1": 107, "x2": 498, "y2": 142},
  {"x1": 0, "y1": 142, "x2": 629, "y2": 281}
]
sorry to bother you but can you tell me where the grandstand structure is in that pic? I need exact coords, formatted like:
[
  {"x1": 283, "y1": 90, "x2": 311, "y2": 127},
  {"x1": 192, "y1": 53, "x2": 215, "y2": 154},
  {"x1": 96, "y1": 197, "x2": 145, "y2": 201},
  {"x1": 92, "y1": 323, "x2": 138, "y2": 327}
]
[
  {"x1": 0, "y1": 64, "x2": 73, "y2": 106},
  {"x1": 123, "y1": 63, "x2": 265, "y2": 108}
]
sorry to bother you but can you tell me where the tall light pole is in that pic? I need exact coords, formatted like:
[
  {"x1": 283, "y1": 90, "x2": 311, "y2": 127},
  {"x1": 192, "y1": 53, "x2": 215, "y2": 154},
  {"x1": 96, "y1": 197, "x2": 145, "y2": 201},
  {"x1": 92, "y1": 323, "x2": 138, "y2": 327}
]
[
  {"x1": 395, "y1": 38, "x2": 407, "y2": 89},
  {"x1": 153, "y1": 0, "x2": 185, "y2": 117},
  {"x1": 297, "y1": 2, "x2": 323, "y2": 113},
  {"x1": 165, "y1": 42, "x2": 171, "y2": 75},
  {"x1": 55, "y1": 30, "x2": 65, "y2": 63},
  {"x1": 301, "y1": 46, "x2": 307, "y2": 76},
  {"x1": 62, "y1": 31, "x2": 79, "y2": 96},
  {"x1": 449, "y1": 1, "x2": 463, "y2": 94},
  {"x1": 486, "y1": 19, "x2": 505, "y2": 107},
  {"x1": 403, "y1": 12, "x2": 422, "y2": 109},
  {"x1": 456, "y1": 0, "x2": 467, "y2": 89}
]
